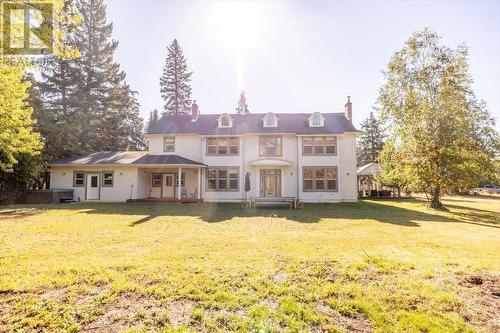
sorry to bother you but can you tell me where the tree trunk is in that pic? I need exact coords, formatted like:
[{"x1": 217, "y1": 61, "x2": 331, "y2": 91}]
[{"x1": 429, "y1": 187, "x2": 443, "y2": 209}]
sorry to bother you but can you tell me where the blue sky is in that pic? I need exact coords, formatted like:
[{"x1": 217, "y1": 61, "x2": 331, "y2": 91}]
[{"x1": 106, "y1": 0, "x2": 500, "y2": 130}]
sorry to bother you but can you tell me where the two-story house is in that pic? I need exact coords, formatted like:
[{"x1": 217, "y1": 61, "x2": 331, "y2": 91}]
[{"x1": 49, "y1": 97, "x2": 359, "y2": 203}]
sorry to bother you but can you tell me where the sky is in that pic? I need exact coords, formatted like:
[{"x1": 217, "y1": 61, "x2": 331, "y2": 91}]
[{"x1": 105, "y1": 0, "x2": 500, "y2": 130}]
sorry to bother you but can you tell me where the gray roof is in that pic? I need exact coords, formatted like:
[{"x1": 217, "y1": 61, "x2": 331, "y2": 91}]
[
  {"x1": 148, "y1": 113, "x2": 359, "y2": 135},
  {"x1": 49, "y1": 151, "x2": 206, "y2": 166}
]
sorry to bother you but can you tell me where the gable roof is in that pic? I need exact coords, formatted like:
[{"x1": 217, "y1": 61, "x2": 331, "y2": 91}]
[
  {"x1": 48, "y1": 151, "x2": 206, "y2": 166},
  {"x1": 357, "y1": 163, "x2": 382, "y2": 176},
  {"x1": 148, "y1": 113, "x2": 359, "y2": 135}
]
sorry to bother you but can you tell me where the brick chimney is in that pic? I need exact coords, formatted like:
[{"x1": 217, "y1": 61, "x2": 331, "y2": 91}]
[
  {"x1": 344, "y1": 96, "x2": 352, "y2": 121},
  {"x1": 191, "y1": 100, "x2": 199, "y2": 122}
]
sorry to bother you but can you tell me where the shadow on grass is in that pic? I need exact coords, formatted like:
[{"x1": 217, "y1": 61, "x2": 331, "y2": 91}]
[{"x1": 2, "y1": 199, "x2": 497, "y2": 229}]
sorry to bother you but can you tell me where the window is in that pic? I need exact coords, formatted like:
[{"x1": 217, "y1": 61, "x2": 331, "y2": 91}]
[
  {"x1": 152, "y1": 174, "x2": 162, "y2": 187},
  {"x1": 102, "y1": 171, "x2": 114, "y2": 187},
  {"x1": 206, "y1": 167, "x2": 239, "y2": 191},
  {"x1": 259, "y1": 136, "x2": 282, "y2": 156},
  {"x1": 302, "y1": 136, "x2": 337, "y2": 155},
  {"x1": 90, "y1": 176, "x2": 98, "y2": 188},
  {"x1": 303, "y1": 167, "x2": 337, "y2": 191},
  {"x1": 175, "y1": 173, "x2": 185, "y2": 187},
  {"x1": 206, "y1": 137, "x2": 239, "y2": 155},
  {"x1": 73, "y1": 171, "x2": 85, "y2": 187},
  {"x1": 309, "y1": 112, "x2": 324, "y2": 127},
  {"x1": 263, "y1": 113, "x2": 278, "y2": 127},
  {"x1": 163, "y1": 136, "x2": 175, "y2": 152},
  {"x1": 218, "y1": 114, "x2": 232, "y2": 128}
]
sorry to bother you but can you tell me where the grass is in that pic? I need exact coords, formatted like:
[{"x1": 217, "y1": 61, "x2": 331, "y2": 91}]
[{"x1": 0, "y1": 196, "x2": 498, "y2": 332}]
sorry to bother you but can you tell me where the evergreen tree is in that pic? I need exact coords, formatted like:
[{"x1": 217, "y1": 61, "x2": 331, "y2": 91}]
[
  {"x1": 160, "y1": 39, "x2": 193, "y2": 115},
  {"x1": 235, "y1": 90, "x2": 250, "y2": 114},
  {"x1": 72, "y1": 0, "x2": 145, "y2": 151},
  {"x1": 357, "y1": 110, "x2": 385, "y2": 166},
  {"x1": 146, "y1": 109, "x2": 160, "y2": 132}
]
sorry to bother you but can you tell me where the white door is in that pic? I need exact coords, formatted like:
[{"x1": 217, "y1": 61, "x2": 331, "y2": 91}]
[
  {"x1": 86, "y1": 173, "x2": 100, "y2": 200},
  {"x1": 163, "y1": 174, "x2": 175, "y2": 198}
]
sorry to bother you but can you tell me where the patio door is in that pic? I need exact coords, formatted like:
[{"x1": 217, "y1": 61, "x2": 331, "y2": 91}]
[
  {"x1": 162, "y1": 174, "x2": 175, "y2": 198},
  {"x1": 260, "y1": 169, "x2": 281, "y2": 197},
  {"x1": 86, "y1": 173, "x2": 100, "y2": 200}
]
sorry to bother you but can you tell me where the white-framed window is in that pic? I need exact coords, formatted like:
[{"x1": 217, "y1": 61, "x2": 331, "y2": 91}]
[
  {"x1": 207, "y1": 167, "x2": 239, "y2": 191},
  {"x1": 163, "y1": 136, "x2": 175, "y2": 152},
  {"x1": 302, "y1": 136, "x2": 337, "y2": 155},
  {"x1": 309, "y1": 112, "x2": 324, "y2": 127},
  {"x1": 218, "y1": 114, "x2": 233, "y2": 128},
  {"x1": 152, "y1": 174, "x2": 162, "y2": 187},
  {"x1": 263, "y1": 112, "x2": 278, "y2": 127},
  {"x1": 73, "y1": 171, "x2": 85, "y2": 187},
  {"x1": 303, "y1": 167, "x2": 337, "y2": 191},
  {"x1": 102, "y1": 171, "x2": 114, "y2": 187},
  {"x1": 206, "y1": 137, "x2": 239, "y2": 155},
  {"x1": 259, "y1": 135, "x2": 282, "y2": 156}
]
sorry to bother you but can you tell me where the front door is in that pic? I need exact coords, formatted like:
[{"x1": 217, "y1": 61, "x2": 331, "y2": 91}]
[
  {"x1": 260, "y1": 169, "x2": 281, "y2": 197},
  {"x1": 86, "y1": 173, "x2": 100, "y2": 200},
  {"x1": 162, "y1": 174, "x2": 175, "y2": 198}
]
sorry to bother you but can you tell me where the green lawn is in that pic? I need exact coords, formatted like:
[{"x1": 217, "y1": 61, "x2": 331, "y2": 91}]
[{"x1": 0, "y1": 196, "x2": 498, "y2": 333}]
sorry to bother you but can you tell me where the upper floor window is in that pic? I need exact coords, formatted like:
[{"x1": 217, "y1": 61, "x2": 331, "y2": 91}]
[
  {"x1": 263, "y1": 112, "x2": 278, "y2": 127},
  {"x1": 218, "y1": 114, "x2": 233, "y2": 128},
  {"x1": 259, "y1": 135, "x2": 282, "y2": 156},
  {"x1": 206, "y1": 137, "x2": 239, "y2": 155},
  {"x1": 302, "y1": 136, "x2": 337, "y2": 155},
  {"x1": 309, "y1": 112, "x2": 324, "y2": 127},
  {"x1": 163, "y1": 136, "x2": 175, "y2": 152}
]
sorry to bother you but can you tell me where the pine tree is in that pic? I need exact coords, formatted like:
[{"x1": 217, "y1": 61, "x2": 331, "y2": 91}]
[
  {"x1": 357, "y1": 111, "x2": 385, "y2": 166},
  {"x1": 72, "y1": 0, "x2": 145, "y2": 151},
  {"x1": 235, "y1": 90, "x2": 250, "y2": 114},
  {"x1": 160, "y1": 39, "x2": 193, "y2": 115},
  {"x1": 146, "y1": 109, "x2": 160, "y2": 132}
]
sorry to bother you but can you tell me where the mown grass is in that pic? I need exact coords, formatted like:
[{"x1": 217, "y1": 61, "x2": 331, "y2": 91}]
[{"x1": 0, "y1": 196, "x2": 498, "y2": 332}]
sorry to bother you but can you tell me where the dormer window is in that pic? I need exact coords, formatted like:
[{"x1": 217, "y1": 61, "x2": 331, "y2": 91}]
[
  {"x1": 309, "y1": 112, "x2": 324, "y2": 127},
  {"x1": 218, "y1": 114, "x2": 232, "y2": 128},
  {"x1": 263, "y1": 112, "x2": 278, "y2": 127}
]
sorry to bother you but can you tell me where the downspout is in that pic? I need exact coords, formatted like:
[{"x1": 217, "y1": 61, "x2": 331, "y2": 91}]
[{"x1": 296, "y1": 135, "x2": 300, "y2": 201}]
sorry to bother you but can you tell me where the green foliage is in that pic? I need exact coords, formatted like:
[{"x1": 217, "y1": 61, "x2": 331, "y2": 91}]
[
  {"x1": 378, "y1": 28, "x2": 499, "y2": 208},
  {"x1": 160, "y1": 39, "x2": 193, "y2": 115},
  {"x1": 235, "y1": 90, "x2": 250, "y2": 115},
  {"x1": 0, "y1": 66, "x2": 42, "y2": 172},
  {"x1": 147, "y1": 109, "x2": 160, "y2": 133},
  {"x1": 357, "y1": 110, "x2": 385, "y2": 166}
]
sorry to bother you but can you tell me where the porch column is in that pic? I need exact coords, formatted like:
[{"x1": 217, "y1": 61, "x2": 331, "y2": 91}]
[
  {"x1": 197, "y1": 167, "x2": 201, "y2": 200},
  {"x1": 178, "y1": 167, "x2": 182, "y2": 199}
]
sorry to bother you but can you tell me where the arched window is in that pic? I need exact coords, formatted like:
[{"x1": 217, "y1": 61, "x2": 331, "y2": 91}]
[
  {"x1": 263, "y1": 112, "x2": 278, "y2": 127},
  {"x1": 218, "y1": 114, "x2": 232, "y2": 128},
  {"x1": 309, "y1": 112, "x2": 324, "y2": 127}
]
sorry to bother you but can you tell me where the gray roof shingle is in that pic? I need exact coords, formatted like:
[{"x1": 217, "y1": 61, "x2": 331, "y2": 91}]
[
  {"x1": 148, "y1": 113, "x2": 359, "y2": 135},
  {"x1": 49, "y1": 151, "x2": 206, "y2": 166}
]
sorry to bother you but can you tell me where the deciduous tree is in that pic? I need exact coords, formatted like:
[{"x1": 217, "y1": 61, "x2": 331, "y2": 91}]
[{"x1": 378, "y1": 28, "x2": 499, "y2": 209}]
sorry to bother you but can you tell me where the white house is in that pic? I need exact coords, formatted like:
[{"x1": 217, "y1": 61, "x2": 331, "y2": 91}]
[{"x1": 49, "y1": 97, "x2": 360, "y2": 203}]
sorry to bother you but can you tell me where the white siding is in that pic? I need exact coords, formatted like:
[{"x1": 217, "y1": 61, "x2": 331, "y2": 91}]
[{"x1": 50, "y1": 166, "x2": 139, "y2": 202}]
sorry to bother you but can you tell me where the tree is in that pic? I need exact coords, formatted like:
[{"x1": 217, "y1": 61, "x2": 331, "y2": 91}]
[
  {"x1": 146, "y1": 109, "x2": 160, "y2": 132},
  {"x1": 0, "y1": 66, "x2": 42, "y2": 172},
  {"x1": 357, "y1": 110, "x2": 385, "y2": 165},
  {"x1": 235, "y1": 90, "x2": 250, "y2": 114},
  {"x1": 378, "y1": 28, "x2": 499, "y2": 209},
  {"x1": 160, "y1": 39, "x2": 193, "y2": 115},
  {"x1": 71, "y1": 0, "x2": 145, "y2": 151}
]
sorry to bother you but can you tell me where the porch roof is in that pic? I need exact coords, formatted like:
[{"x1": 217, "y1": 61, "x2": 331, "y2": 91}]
[{"x1": 48, "y1": 151, "x2": 206, "y2": 167}]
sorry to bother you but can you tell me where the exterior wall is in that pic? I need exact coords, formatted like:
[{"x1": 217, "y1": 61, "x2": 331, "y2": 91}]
[
  {"x1": 148, "y1": 134, "x2": 202, "y2": 162},
  {"x1": 50, "y1": 166, "x2": 139, "y2": 202}
]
